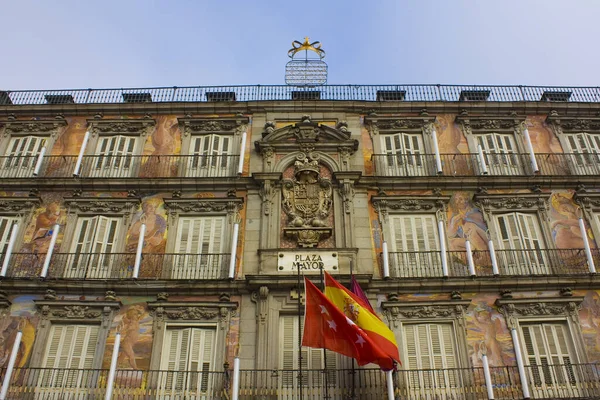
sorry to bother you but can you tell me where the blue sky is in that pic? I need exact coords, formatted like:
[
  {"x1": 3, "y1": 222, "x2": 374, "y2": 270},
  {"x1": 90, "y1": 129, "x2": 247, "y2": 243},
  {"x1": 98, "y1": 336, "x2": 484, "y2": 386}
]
[{"x1": 1, "y1": 0, "x2": 598, "y2": 89}]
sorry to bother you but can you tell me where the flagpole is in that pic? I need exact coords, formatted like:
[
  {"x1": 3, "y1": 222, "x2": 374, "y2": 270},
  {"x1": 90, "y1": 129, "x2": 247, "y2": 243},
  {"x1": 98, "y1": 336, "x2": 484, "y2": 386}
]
[
  {"x1": 297, "y1": 261, "x2": 303, "y2": 399},
  {"x1": 349, "y1": 260, "x2": 356, "y2": 400},
  {"x1": 320, "y1": 264, "x2": 330, "y2": 399}
]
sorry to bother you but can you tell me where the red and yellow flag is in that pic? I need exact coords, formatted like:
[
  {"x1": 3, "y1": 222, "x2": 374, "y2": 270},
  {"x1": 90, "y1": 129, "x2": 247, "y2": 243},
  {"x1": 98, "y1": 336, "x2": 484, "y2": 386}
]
[
  {"x1": 324, "y1": 272, "x2": 400, "y2": 364},
  {"x1": 302, "y1": 278, "x2": 396, "y2": 370}
]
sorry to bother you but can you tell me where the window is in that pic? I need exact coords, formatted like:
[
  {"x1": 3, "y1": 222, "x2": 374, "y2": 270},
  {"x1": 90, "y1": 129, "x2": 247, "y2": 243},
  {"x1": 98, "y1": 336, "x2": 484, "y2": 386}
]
[
  {"x1": 0, "y1": 216, "x2": 19, "y2": 256},
  {"x1": 564, "y1": 133, "x2": 600, "y2": 175},
  {"x1": 65, "y1": 216, "x2": 121, "y2": 279},
  {"x1": 521, "y1": 322, "x2": 576, "y2": 386},
  {"x1": 187, "y1": 135, "x2": 233, "y2": 177},
  {"x1": 475, "y1": 133, "x2": 521, "y2": 175},
  {"x1": 495, "y1": 212, "x2": 548, "y2": 274},
  {"x1": 0, "y1": 136, "x2": 45, "y2": 177},
  {"x1": 389, "y1": 214, "x2": 439, "y2": 277},
  {"x1": 403, "y1": 323, "x2": 458, "y2": 389},
  {"x1": 172, "y1": 217, "x2": 225, "y2": 279},
  {"x1": 39, "y1": 325, "x2": 99, "y2": 395},
  {"x1": 280, "y1": 315, "x2": 338, "y2": 391},
  {"x1": 159, "y1": 327, "x2": 216, "y2": 397},
  {"x1": 90, "y1": 135, "x2": 138, "y2": 178},
  {"x1": 381, "y1": 133, "x2": 427, "y2": 176}
]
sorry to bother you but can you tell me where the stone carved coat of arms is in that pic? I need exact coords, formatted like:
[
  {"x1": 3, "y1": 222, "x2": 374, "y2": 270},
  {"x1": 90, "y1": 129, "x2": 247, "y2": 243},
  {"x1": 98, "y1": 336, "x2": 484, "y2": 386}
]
[{"x1": 282, "y1": 157, "x2": 332, "y2": 247}]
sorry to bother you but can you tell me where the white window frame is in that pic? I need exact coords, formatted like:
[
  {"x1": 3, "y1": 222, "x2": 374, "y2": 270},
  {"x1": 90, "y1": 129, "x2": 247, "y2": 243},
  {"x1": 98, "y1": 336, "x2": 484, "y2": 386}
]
[
  {"x1": 388, "y1": 214, "x2": 440, "y2": 277},
  {"x1": 0, "y1": 136, "x2": 47, "y2": 177},
  {"x1": 90, "y1": 135, "x2": 140, "y2": 178},
  {"x1": 186, "y1": 134, "x2": 235, "y2": 177},
  {"x1": 562, "y1": 133, "x2": 600, "y2": 175},
  {"x1": 380, "y1": 132, "x2": 428, "y2": 176},
  {"x1": 158, "y1": 324, "x2": 218, "y2": 398},
  {"x1": 474, "y1": 132, "x2": 523, "y2": 175}
]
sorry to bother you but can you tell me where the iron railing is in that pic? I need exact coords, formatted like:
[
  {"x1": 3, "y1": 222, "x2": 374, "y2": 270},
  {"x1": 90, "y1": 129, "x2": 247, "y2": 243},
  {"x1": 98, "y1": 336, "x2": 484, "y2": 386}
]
[
  {"x1": 1, "y1": 364, "x2": 599, "y2": 399},
  {"x1": 5, "y1": 252, "x2": 231, "y2": 280},
  {"x1": 387, "y1": 248, "x2": 596, "y2": 278},
  {"x1": 2, "y1": 84, "x2": 600, "y2": 105},
  {"x1": 370, "y1": 152, "x2": 600, "y2": 177},
  {"x1": 0, "y1": 154, "x2": 241, "y2": 179}
]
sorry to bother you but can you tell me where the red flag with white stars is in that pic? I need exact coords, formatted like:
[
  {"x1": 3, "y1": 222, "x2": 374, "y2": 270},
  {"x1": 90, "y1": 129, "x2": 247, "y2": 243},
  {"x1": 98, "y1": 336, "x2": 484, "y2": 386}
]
[{"x1": 302, "y1": 278, "x2": 395, "y2": 371}]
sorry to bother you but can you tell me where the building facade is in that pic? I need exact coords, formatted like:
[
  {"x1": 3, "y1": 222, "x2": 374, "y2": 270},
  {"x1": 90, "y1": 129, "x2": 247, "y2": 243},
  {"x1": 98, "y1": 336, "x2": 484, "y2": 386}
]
[{"x1": 0, "y1": 85, "x2": 599, "y2": 399}]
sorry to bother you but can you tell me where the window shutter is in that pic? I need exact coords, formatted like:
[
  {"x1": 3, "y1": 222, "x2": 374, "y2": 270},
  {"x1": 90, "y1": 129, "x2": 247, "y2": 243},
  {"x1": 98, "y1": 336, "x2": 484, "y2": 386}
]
[
  {"x1": 3, "y1": 136, "x2": 45, "y2": 173},
  {"x1": 95, "y1": 136, "x2": 137, "y2": 176},
  {"x1": 0, "y1": 216, "x2": 19, "y2": 255},
  {"x1": 174, "y1": 217, "x2": 225, "y2": 278}
]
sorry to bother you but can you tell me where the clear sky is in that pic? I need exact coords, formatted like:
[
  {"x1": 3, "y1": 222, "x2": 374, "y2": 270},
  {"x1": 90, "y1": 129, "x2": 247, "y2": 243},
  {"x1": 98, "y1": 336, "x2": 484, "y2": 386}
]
[{"x1": 1, "y1": 0, "x2": 598, "y2": 90}]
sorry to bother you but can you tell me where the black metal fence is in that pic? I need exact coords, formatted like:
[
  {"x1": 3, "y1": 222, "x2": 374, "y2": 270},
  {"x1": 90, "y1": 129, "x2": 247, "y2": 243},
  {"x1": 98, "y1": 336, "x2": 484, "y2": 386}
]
[{"x1": 2, "y1": 84, "x2": 599, "y2": 105}]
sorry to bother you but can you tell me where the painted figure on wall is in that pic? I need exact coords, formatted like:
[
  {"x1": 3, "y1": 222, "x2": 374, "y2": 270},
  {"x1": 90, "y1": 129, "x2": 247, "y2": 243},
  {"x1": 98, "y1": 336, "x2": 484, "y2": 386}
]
[
  {"x1": 0, "y1": 296, "x2": 40, "y2": 369},
  {"x1": 127, "y1": 197, "x2": 167, "y2": 276},
  {"x1": 580, "y1": 291, "x2": 600, "y2": 362},
  {"x1": 435, "y1": 115, "x2": 472, "y2": 175},
  {"x1": 140, "y1": 116, "x2": 180, "y2": 178},
  {"x1": 467, "y1": 298, "x2": 514, "y2": 367},
  {"x1": 118, "y1": 304, "x2": 146, "y2": 369},
  {"x1": 549, "y1": 192, "x2": 593, "y2": 250}
]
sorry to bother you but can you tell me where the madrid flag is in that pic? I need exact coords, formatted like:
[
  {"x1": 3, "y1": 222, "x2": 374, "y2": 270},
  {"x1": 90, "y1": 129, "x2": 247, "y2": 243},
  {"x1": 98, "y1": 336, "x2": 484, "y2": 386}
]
[
  {"x1": 324, "y1": 272, "x2": 400, "y2": 364},
  {"x1": 302, "y1": 278, "x2": 396, "y2": 371}
]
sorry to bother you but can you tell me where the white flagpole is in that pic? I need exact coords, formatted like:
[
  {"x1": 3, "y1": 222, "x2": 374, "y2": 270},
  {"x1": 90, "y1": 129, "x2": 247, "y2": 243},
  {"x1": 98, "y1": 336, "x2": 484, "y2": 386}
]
[
  {"x1": 132, "y1": 223, "x2": 146, "y2": 279},
  {"x1": 237, "y1": 131, "x2": 247, "y2": 175},
  {"x1": 40, "y1": 224, "x2": 60, "y2": 278},
  {"x1": 73, "y1": 130, "x2": 90, "y2": 176},
  {"x1": 578, "y1": 217, "x2": 596, "y2": 274},
  {"x1": 0, "y1": 331, "x2": 22, "y2": 400},
  {"x1": 382, "y1": 241, "x2": 390, "y2": 279},
  {"x1": 228, "y1": 223, "x2": 239, "y2": 279},
  {"x1": 466, "y1": 239, "x2": 476, "y2": 276},
  {"x1": 231, "y1": 356, "x2": 241, "y2": 400},
  {"x1": 386, "y1": 370, "x2": 395, "y2": 400},
  {"x1": 33, "y1": 146, "x2": 46, "y2": 176},
  {"x1": 105, "y1": 333, "x2": 121, "y2": 400}
]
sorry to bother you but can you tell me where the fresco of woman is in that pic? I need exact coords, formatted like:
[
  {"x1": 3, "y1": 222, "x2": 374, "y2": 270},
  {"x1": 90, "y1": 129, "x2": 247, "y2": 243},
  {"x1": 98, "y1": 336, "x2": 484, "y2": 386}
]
[
  {"x1": 140, "y1": 117, "x2": 178, "y2": 178},
  {"x1": 549, "y1": 193, "x2": 591, "y2": 249},
  {"x1": 472, "y1": 304, "x2": 510, "y2": 366},
  {"x1": 117, "y1": 305, "x2": 145, "y2": 369},
  {"x1": 127, "y1": 198, "x2": 167, "y2": 276}
]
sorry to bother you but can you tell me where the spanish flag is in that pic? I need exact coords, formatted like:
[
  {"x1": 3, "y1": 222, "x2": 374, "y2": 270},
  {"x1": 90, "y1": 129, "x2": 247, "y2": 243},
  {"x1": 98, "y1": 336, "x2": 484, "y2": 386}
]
[{"x1": 324, "y1": 271, "x2": 400, "y2": 364}]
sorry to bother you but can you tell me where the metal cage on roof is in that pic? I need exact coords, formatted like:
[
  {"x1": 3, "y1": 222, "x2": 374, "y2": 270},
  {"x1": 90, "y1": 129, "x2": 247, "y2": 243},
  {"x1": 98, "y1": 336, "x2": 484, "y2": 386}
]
[{"x1": 285, "y1": 37, "x2": 328, "y2": 87}]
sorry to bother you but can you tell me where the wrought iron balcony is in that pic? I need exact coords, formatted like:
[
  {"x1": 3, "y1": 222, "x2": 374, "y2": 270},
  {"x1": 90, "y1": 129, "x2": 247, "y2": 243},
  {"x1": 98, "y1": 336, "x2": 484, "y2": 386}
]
[
  {"x1": 387, "y1": 248, "x2": 597, "y2": 278},
  {"x1": 3, "y1": 365, "x2": 598, "y2": 399},
  {"x1": 2, "y1": 84, "x2": 599, "y2": 104},
  {"x1": 5, "y1": 252, "x2": 231, "y2": 280},
  {"x1": 370, "y1": 153, "x2": 600, "y2": 177},
  {"x1": 0, "y1": 154, "x2": 241, "y2": 179}
]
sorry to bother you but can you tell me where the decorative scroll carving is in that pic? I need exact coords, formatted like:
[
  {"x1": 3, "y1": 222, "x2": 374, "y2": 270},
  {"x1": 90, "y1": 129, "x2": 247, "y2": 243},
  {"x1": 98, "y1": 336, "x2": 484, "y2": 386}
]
[
  {"x1": 574, "y1": 191, "x2": 600, "y2": 211},
  {"x1": 163, "y1": 197, "x2": 244, "y2": 216},
  {"x1": 282, "y1": 156, "x2": 332, "y2": 247},
  {"x1": 496, "y1": 297, "x2": 583, "y2": 329},
  {"x1": 546, "y1": 114, "x2": 600, "y2": 134},
  {"x1": 473, "y1": 193, "x2": 550, "y2": 217},
  {"x1": 148, "y1": 301, "x2": 238, "y2": 326},
  {"x1": 165, "y1": 307, "x2": 219, "y2": 320},
  {"x1": 65, "y1": 197, "x2": 141, "y2": 218},
  {"x1": 35, "y1": 300, "x2": 120, "y2": 324},
  {"x1": 88, "y1": 117, "x2": 156, "y2": 137},
  {"x1": 178, "y1": 116, "x2": 249, "y2": 137},
  {"x1": 53, "y1": 306, "x2": 102, "y2": 319},
  {"x1": 2, "y1": 116, "x2": 67, "y2": 137},
  {"x1": 0, "y1": 197, "x2": 41, "y2": 213}
]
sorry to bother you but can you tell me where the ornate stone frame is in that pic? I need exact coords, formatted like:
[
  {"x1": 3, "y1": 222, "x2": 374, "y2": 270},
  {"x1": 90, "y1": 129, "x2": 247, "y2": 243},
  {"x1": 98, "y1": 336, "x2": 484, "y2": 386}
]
[
  {"x1": 59, "y1": 196, "x2": 141, "y2": 254},
  {"x1": 29, "y1": 299, "x2": 121, "y2": 368},
  {"x1": 147, "y1": 300, "x2": 238, "y2": 371},
  {"x1": 574, "y1": 189, "x2": 600, "y2": 248},
  {"x1": 371, "y1": 194, "x2": 451, "y2": 258},
  {"x1": 0, "y1": 115, "x2": 67, "y2": 163},
  {"x1": 364, "y1": 114, "x2": 437, "y2": 172},
  {"x1": 381, "y1": 299, "x2": 471, "y2": 369},
  {"x1": 546, "y1": 113, "x2": 600, "y2": 156},
  {"x1": 84, "y1": 116, "x2": 156, "y2": 175},
  {"x1": 495, "y1": 296, "x2": 587, "y2": 363},
  {"x1": 473, "y1": 191, "x2": 553, "y2": 250},
  {"x1": 162, "y1": 196, "x2": 244, "y2": 278},
  {"x1": 455, "y1": 113, "x2": 528, "y2": 170}
]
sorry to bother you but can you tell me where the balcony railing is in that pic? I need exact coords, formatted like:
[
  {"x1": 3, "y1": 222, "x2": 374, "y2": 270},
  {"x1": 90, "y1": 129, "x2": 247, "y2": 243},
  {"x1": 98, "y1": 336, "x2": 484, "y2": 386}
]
[
  {"x1": 0, "y1": 154, "x2": 241, "y2": 179},
  {"x1": 370, "y1": 153, "x2": 600, "y2": 177},
  {"x1": 2, "y1": 84, "x2": 600, "y2": 104},
  {"x1": 387, "y1": 248, "x2": 597, "y2": 278},
  {"x1": 1, "y1": 364, "x2": 599, "y2": 399},
  {"x1": 5, "y1": 252, "x2": 231, "y2": 280}
]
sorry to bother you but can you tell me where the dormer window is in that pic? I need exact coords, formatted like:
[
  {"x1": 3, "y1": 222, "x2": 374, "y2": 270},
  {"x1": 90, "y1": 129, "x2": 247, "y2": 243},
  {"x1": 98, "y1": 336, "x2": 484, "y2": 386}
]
[{"x1": 459, "y1": 90, "x2": 490, "y2": 102}]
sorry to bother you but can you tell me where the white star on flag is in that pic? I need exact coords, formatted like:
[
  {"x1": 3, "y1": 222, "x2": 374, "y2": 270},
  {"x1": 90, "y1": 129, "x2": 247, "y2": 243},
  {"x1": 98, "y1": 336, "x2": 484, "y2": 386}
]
[
  {"x1": 355, "y1": 334, "x2": 366, "y2": 347},
  {"x1": 327, "y1": 320, "x2": 337, "y2": 331},
  {"x1": 319, "y1": 305, "x2": 329, "y2": 315}
]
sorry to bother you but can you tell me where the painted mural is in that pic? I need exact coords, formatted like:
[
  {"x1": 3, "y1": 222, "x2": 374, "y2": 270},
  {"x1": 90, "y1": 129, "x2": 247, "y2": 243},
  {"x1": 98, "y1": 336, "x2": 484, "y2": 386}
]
[
  {"x1": 140, "y1": 116, "x2": 181, "y2": 178},
  {"x1": 549, "y1": 191, "x2": 595, "y2": 249},
  {"x1": 0, "y1": 296, "x2": 40, "y2": 369},
  {"x1": 526, "y1": 116, "x2": 562, "y2": 154}
]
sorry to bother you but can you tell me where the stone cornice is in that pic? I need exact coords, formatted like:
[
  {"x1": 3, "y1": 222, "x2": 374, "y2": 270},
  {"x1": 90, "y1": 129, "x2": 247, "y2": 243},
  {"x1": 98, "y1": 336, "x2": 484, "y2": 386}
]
[
  {"x1": 495, "y1": 296, "x2": 583, "y2": 329},
  {"x1": 546, "y1": 113, "x2": 600, "y2": 133},
  {"x1": 472, "y1": 191, "x2": 551, "y2": 212},
  {"x1": 163, "y1": 196, "x2": 244, "y2": 214},
  {"x1": 147, "y1": 301, "x2": 237, "y2": 322},
  {"x1": 34, "y1": 300, "x2": 121, "y2": 322},
  {"x1": 574, "y1": 189, "x2": 600, "y2": 210},
  {"x1": 0, "y1": 196, "x2": 41, "y2": 213},
  {"x1": 371, "y1": 194, "x2": 451, "y2": 219},
  {"x1": 455, "y1": 113, "x2": 526, "y2": 133},
  {"x1": 382, "y1": 299, "x2": 471, "y2": 320},
  {"x1": 364, "y1": 114, "x2": 436, "y2": 135},
  {"x1": 1, "y1": 115, "x2": 67, "y2": 136},
  {"x1": 86, "y1": 116, "x2": 155, "y2": 136},
  {"x1": 177, "y1": 115, "x2": 249, "y2": 136},
  {"x1": 64, "y1": 196, "x2": 141, "y2": 216}
]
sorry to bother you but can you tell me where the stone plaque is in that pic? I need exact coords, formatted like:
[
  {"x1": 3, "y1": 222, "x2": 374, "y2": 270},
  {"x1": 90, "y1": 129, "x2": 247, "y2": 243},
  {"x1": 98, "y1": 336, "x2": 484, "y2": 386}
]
[{"x1": 277, "y1": 251, "x2": 338, "y2": 273}]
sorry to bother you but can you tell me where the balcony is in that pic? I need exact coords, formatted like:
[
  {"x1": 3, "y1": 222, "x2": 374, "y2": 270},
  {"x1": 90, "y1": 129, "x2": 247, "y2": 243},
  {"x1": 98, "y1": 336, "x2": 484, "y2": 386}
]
[
  {"x1": 2, "y1": 364, "x2": 600, "y2": 399},
  {"x1": 0, "y1": 154, "x2": 241, "y2": 179},
  {"x1": 370, "y1": 153, "x2": 600, "y2": 177},
  {"x1": 5, "y1": 252, "x2": 231, "y2": 280},
  {"x1": 387, "y1": 248, "x2": 597, "y2": 278}
]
